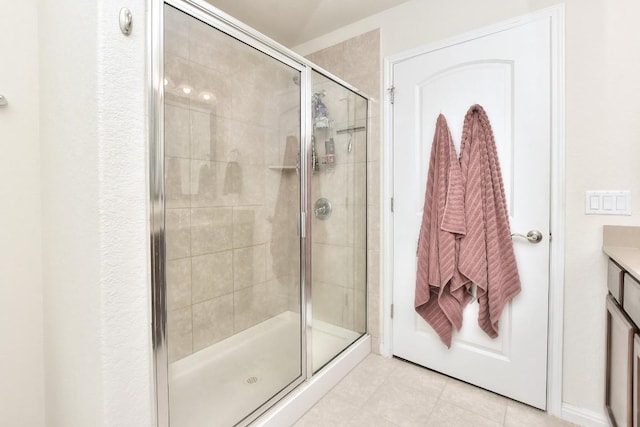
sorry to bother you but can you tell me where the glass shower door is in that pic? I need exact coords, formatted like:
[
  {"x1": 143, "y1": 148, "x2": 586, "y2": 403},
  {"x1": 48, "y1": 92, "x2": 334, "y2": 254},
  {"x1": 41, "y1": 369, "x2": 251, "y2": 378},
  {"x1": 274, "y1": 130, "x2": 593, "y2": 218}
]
[
  {"x1": 162, "y1": 4, "x2": 303, "y2": 425},
  {"x1": 310, "y1": 71, "x2": 368, "y2": 372}
]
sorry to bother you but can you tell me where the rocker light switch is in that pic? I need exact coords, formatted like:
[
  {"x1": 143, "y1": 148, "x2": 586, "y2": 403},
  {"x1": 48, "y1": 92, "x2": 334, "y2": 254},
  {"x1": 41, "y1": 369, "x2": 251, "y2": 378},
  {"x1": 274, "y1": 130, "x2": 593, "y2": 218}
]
[{"x1": 585, "y1": 191, "x2": 631, "y2": 215}]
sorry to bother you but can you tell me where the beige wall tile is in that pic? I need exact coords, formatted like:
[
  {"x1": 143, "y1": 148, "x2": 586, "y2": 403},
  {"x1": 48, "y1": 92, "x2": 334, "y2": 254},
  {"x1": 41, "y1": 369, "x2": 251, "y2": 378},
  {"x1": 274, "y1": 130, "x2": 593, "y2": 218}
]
[
  {"x1": 234, "y1": 283, "x2": 272, "y2": 332},
  {"x1": 238, "y1": 164, "x2": 266, "y2": 206},
  {"x1": 367, "y1": 203, "x2": 380, "y2": 252},
  {"x1": 165, "y1": 104, "x2": 190, "y2": 158},
  {"x1": 168, "y1": 306, "x2": 192, "y2": 363},
  {"x1": 166, "y1": 208, "x2": 190, "y2": 260},
  {"x1": 312, "y1": 203, "x2": 347, "y2": 246},
  {"x1": 343, "y1": 30, "x2": 380, "y2": 85},
  {"x1": 164, "y1": 56, "x2": 191, "y2": 106},
  {"x1": 367, "y1": 117, "x2": 380, "y2": 162},
  {"x1": 367, "y1": 160, "x2": 380, "y2": 208},
  {"x1": 354, "y1": 289, "x2": 367, "y2": 333},
  {"x1": 166, "y1": 157, "x2": 190, "y2": 208},
  {"x1": 228, "y1": 121, "x2": 272, "y2": 166},
  {"x1": 233, "y1": 206, "x2": 267, "y2": 247},
  {"x1": 307, "y1": 44, "x2": 346, "y2": 78},
  {"x1": 266, "y1": 237, "x2": 299, "y2": 281},
  {"x1": 164, "y1": 7, "x2": 189, "y2": 59},
  {"x1": 313, "y1": 281, "x2": 353, "y2": 329},
  {"x1": 312, "y1": 243, "x2": 351, "y2": 286},
  {"x1": 192, "y1": 294, "x2": 234, "y2": 351},
  {"x1": 190, "y1": 207, "x2": 233, "y2": 255},
  {"x1": 190, "y1": 110, "x2": 212, "y2": 161},
  {"x1": 189, "y1": 18, "x2": 234, "y2": 75},
  {"x1": 190, "y1": 159, "x2": 218, "y2": 207},
  {"x1": 191, "y1": 251, "x2": 233, "y2": 303},
  {"x1": 233, "y1": 245, "x2": 266, "y2": 290},
  {"x1": 189, "y1": 62, "x2": 231, "y2": 118},
  {"x1": 311, "y1": 163, "x2": 348, "y2": 204},
  {"x1": 167, "y1": 258, "x2": 191, "y2": 311}
]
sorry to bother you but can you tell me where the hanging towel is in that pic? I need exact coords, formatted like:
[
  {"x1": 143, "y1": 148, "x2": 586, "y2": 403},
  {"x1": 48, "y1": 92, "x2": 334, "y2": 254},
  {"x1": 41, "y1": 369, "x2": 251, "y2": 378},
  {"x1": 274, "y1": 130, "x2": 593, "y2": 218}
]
[
  {"x1": 415, "y1": 114, "x2": 472, "y2": 348},
  {"x1": 457, "y1": 104, "x2": 521, "y2": 339}
]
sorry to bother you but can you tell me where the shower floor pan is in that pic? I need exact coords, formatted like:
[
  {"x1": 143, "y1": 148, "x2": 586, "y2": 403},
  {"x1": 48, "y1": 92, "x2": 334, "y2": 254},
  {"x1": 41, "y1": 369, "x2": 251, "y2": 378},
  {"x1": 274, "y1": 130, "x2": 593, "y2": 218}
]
[{"x1": 168, "y1": 311, "x2": 361, "y2": 427}]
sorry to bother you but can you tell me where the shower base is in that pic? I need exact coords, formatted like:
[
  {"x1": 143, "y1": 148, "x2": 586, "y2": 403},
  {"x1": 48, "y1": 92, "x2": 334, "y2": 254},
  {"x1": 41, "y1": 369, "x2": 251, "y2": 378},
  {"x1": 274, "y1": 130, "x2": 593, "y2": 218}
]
[{"x1": 168, "y1": 311, "x2": 361, "y2": 427}]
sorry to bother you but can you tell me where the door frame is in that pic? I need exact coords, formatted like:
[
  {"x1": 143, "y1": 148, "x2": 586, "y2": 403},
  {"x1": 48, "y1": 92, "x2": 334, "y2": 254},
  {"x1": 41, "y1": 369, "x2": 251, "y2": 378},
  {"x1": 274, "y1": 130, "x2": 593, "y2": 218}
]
[{"x1": 381, "y1": 5, "x2": 565, "y2": 416}]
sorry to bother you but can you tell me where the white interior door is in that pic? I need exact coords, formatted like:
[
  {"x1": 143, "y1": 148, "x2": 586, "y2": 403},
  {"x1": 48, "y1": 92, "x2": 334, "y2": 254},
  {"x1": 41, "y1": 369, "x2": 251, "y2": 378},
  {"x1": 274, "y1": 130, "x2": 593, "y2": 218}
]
[{"x1": 391, "y1": 16, "x2": 552, "y2": 409}]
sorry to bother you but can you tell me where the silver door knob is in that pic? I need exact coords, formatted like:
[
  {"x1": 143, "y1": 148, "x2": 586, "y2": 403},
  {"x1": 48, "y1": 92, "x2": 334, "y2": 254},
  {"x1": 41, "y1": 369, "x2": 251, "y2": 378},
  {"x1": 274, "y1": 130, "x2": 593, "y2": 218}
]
[{"x1": 511, "y1": 230, "x2": 543, "y2": 244}]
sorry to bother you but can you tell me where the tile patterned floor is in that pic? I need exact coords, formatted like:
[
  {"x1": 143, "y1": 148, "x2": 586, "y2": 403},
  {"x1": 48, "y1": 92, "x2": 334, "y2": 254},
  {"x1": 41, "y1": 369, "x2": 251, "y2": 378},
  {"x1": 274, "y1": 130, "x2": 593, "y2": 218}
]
[{"x1": 294, "y1": 354, "x2": 576, "y2": 427}]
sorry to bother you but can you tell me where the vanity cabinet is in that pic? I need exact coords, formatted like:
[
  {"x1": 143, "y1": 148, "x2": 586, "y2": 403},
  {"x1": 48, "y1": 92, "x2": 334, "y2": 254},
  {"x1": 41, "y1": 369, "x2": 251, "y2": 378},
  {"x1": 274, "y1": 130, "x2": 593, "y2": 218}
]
[
  {"x1": 606, "y1": 295, "x2": 634, "y2": 426},
  {"x1": 606, "y1": 260, "x2": 640, "y2": 427}
]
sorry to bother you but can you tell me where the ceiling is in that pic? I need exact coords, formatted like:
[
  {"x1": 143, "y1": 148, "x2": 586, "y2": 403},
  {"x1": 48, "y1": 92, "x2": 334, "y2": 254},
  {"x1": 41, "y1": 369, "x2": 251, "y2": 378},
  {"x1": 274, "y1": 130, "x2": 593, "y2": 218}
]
[{"x1": 205, "y1": 0, "x2": 412, "y2": 47}]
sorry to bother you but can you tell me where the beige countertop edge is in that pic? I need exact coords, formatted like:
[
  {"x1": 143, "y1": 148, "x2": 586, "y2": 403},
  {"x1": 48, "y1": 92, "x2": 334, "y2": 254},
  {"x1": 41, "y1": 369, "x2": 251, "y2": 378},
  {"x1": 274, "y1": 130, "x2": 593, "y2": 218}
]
[{"x1": 603, "y1": 225, "x2": 640, "y2": 281}]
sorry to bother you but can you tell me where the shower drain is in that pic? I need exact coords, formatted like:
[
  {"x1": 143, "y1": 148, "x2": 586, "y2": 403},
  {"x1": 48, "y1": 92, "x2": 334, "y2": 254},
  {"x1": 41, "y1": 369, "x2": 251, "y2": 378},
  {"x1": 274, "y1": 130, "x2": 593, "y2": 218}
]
[{"x1": 245, "y1": 376, "x2": 260, "y2": 384}]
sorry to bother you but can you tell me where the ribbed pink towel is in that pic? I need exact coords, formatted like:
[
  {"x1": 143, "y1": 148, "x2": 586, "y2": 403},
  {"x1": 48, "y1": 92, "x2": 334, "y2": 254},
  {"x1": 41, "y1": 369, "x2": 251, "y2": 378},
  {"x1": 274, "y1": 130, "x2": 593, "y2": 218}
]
[
  {"x1": 458, "y1": 105, "x2": 521, "y2": 339},
  {"x1": 415, "y1": 106, "x2": 521, "y2": 347},
  {"x1": 415, "y1": 114, "x2": 472, "y2": 348}
]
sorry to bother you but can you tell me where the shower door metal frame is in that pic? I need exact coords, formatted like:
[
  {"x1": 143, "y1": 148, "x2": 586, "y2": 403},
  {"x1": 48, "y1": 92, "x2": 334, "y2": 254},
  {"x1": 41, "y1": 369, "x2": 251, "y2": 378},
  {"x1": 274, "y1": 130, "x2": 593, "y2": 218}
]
[{"x1": 149, "y1": 0, "x2": 369, "y2": 425}]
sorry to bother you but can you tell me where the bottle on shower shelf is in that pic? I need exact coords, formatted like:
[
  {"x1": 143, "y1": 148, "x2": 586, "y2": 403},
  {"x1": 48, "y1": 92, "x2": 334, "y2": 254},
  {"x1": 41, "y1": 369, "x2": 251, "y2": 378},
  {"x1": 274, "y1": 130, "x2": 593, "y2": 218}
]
[
  {"x1": 312, "y1": 90, "x2": 330, "y2": 128},
  {"x1": 324, "y1": 138, "x2": 335, "y2": 165}
]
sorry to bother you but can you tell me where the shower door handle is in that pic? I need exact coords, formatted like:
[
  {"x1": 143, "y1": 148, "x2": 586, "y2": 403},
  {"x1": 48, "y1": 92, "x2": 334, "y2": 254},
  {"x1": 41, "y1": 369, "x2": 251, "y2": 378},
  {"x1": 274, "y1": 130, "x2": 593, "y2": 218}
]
[{"x1": 511, "y1": 230, "x2": 543, "y2": 244}]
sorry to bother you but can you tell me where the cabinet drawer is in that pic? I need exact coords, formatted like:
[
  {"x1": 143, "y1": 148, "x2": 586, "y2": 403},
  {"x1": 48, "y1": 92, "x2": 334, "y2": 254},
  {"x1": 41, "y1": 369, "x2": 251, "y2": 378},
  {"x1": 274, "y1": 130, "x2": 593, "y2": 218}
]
[
  {"x1": 606, "y1": 296, "x2": 634, "y2": 427},
  {"x1": 624, "y1": 274, "x2": 640, "y2": 327},
  {"x1": 609, "y1": 259, "x2": 625, "y2": 303}
]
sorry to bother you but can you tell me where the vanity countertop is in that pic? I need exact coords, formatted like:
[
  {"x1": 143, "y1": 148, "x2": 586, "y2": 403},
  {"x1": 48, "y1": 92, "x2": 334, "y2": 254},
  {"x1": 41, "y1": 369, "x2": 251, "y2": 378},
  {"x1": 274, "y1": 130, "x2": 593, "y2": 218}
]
[{"x1": 603, "y1": 225, "x2": 640, "y2": 282}]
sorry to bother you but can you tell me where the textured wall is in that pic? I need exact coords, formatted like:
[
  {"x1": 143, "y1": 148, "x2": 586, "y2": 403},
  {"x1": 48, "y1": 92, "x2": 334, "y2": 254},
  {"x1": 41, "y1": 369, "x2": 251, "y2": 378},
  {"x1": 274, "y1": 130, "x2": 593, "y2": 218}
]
[
  {"x1": 39, "y1": 0, "x2": 153, "y2": 425},
  {"x1": 0, "y1": 0, "x2": 44, "y2": 425}
]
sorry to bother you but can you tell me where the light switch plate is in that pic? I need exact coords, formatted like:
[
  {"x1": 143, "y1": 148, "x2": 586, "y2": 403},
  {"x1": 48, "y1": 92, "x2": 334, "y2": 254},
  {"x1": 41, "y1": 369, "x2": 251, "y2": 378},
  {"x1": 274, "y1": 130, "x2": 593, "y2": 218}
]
[{"x1": 585, "y1": 191, "x2": 631, "y2": 215}]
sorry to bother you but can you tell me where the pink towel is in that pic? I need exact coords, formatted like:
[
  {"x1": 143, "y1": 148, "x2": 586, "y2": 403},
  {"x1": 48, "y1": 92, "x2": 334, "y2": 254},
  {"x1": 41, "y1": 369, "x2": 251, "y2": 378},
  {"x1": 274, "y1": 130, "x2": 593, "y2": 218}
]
[
  {"x1": 458, "y1": 105, "x2": 521, "y2": 339},
  {"x1": 415, "y1": 106, "x2": 521, "y2": 347},
  {"x1": 415, "y1": 114, "x2": 472, "y2": 348}
]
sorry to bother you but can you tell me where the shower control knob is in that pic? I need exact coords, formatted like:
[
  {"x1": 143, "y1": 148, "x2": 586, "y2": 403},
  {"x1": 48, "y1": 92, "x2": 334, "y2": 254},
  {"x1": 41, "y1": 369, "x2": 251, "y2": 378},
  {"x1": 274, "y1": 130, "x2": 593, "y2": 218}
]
[{"x1": 314, "y1": 198, "x2": 332, "y2": 220}]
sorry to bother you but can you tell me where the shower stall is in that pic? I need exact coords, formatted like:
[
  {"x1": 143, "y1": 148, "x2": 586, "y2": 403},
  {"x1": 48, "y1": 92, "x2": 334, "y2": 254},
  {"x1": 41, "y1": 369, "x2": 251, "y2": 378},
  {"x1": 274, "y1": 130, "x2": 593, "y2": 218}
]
[{"x1": 151, "y1": 1, "x2": 369, "y2": 426}]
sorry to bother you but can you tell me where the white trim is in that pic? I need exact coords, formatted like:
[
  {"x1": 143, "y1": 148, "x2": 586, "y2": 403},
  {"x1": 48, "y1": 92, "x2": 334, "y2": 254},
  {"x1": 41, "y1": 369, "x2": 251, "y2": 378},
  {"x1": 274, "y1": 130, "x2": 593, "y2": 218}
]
[
  {"x1": 546, "y1": 4, "x2": 566, "y2": 418},
  {"x1": 382, "y1": 3, "x2": 566, "y2": 413},
  {"x1": 561, "y1": 403, "x2": 608, "y2": 427},
  {"x1": 381, "y1": 48, "x2": 395, "y2": 359}
]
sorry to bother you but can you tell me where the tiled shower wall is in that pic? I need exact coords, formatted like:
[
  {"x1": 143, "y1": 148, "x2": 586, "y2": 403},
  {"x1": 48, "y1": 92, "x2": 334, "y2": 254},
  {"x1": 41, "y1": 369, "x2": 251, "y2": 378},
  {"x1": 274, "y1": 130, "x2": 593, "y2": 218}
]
[
  {"x1": 306, "y1": 30, "x2": 382, "y2": 352},
  {"x1": 164, "y1": 8, "x2": 301, "y2": 363}
]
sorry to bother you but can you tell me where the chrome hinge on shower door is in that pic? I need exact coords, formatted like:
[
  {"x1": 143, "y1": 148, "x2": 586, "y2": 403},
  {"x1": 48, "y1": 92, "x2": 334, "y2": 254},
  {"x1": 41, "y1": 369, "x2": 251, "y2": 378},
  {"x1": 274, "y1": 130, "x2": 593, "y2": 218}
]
[
  {"x1": 391, "y1": 304, "x2": 394, "y2": 319},
  {"x1": 387, "y1": 86, "x2": 395, "y2": 104}
]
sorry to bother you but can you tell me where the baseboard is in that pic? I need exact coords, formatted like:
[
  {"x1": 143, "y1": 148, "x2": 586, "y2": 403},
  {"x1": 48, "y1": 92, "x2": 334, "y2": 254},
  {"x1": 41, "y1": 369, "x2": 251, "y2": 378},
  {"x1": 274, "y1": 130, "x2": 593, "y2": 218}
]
[{"x1": 561, "y1": 403, "x2": 608, "y2": 427}]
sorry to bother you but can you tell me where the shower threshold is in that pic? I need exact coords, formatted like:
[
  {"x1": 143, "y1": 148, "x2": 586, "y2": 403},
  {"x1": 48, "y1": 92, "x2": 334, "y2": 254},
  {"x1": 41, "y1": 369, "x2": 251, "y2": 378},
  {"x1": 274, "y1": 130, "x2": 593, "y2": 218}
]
[{"x1": 168, "y1": 311, "x2": 361, "y2": 426}]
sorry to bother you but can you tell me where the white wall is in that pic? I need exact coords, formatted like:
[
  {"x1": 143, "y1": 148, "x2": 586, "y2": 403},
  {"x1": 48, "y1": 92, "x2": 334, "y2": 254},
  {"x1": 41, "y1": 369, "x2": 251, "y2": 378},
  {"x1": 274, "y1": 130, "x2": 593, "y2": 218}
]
[
  {"x1": 39, "y1": 0, "x2": 154, "y2": 425},
  {"x1": 295, "y1": 0, "x2": 640, "y2": 421},
  {"x1": 0, "y1": 0, "x2": 45, "y2": 425}
]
